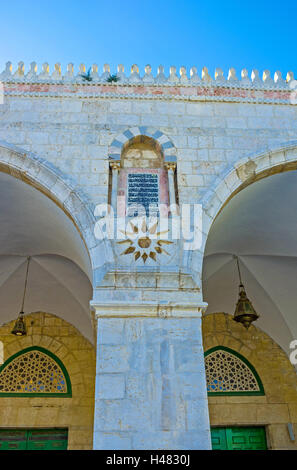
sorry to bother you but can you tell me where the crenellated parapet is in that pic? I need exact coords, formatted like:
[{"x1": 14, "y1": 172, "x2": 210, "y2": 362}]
[
  {"x1": 0, "y1": 62, "x2": 296, "y2": 104},
  {"x1": 0, "y1": 61, "x2": 295, "y2": 88}
]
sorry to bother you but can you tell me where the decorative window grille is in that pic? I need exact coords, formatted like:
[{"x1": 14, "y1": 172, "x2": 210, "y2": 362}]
[
  {"x1": 0, "y1": 346, "x2": 71, "y2": 397},
  {"x1": 204, "y1": 346, "x2": 264, "y2": 396}
]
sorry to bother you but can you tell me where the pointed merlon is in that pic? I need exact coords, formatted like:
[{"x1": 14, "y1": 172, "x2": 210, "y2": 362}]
[
  {"x1": 202, "y1": 67, "x2": 212, "y2": 82},
  {"x1": 14, "y1": 61, "x2": 25, "y2": 78},
  {"x1": 286, "y1": 71, "x2": 294, "y2": 83},
  {"x1": 241, "y1": 69, "x2": 251, "y2": 85},
  {"x1": 263, "y1": 70, "x2": 274, "y2": 86},
  {"x1": 251, "y1": 69, "x2": 262, "y2": 86},
  {"x1": 155, "y1": 65, "x2": 167, "y2": 83},
  {"x1": 39, "y1": 62, "x2": 50, "y2": 80},
  {"x1": 180, "y1": 66, "x2": 188, "y2": 83},
  {"x1": 64, "y1": 63, "x2": 74, "y2": 80},
  {"x1": 101, "y1": 63, "x2": 110, "y2": 81},
  {"x1": 169, "y1": 66, "x2": 179, "y2": 83},
  {"x1": 215, "y1": 68, "x2": 225, "y2": 83},
  {"x1": 26, "y1": 62, "x2": 37, "y2": 79},
  {"x1": 117, "y1": 64, "x2": 126, "y2": 82},
  {"x1": 274, "y1": 70, "x2": 286, "y2": 87},
  {"x1": 190, "y1": 66, "x2": 201, "y2": 83},
  {"x1": 130, "y1": 64, "x2": 141, "y2": 83},
  {"x1": 0, "y1": 61, "x2": 12, "y2": 79},
  {"x1": 91, "y1": 64, "x2": 99, "y2": 80},
  {"x1": 52, "y1": 63, "x2": 61, "y2": 79},
  {"x1": 228, "y1": 68, "x2": 238, "y2": 81},
  {"x1": 143, "y1": 64, "x2": 153, "y2": 83}
]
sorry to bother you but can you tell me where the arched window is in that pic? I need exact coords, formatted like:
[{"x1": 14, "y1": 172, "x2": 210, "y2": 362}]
[
  {"x1": 204, "y1": 346, "x2": 264, "y2": 396},
  {"x1": 0, "y1": 346, "x2": 72, "y2": 397}
]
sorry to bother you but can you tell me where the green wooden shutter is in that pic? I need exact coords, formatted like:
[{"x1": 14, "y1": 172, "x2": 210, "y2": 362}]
[
  {"x1": 211, "y1": 427, "x2": 228, "y2": 450},
  {"x1": 0, "y1": 428, "x2": 68, "y2": 450},
  {"x1": 27, "y1": 429, "x2": 68, "y2": 450},
  {"x1": 0, "y1": 430, "x2": 27, "y2": 450},
  {"x1": 226, "y1": 427, "x2": 267, "y2": 450},
  {"x1": 211, "y1": 427, "x2": 267, "y2": 450}
]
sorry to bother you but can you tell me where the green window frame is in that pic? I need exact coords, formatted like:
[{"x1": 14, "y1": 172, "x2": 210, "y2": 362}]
[
  {"x1": 204, "y1": 346, "x2": 264, "y2": 396},
  {"x1": 0, "y1": 346, "x2": 72, "y2": 397}
]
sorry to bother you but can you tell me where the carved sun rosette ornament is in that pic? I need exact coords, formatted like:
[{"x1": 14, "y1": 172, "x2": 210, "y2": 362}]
[{"x1": 117, "y1": 218, "x2": 174, "y2": 264}]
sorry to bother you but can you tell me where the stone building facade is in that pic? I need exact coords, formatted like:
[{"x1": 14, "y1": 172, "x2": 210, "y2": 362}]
[{"x1": 0, "y1": 62, "x2": 297, "y2": 449}]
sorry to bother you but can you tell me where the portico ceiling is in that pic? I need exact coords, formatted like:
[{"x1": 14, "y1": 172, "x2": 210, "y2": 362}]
[
  {"x1": 203, "y1": 169, "x2": 297, "y2": 357},
  {"x1": 0, "y1": 172, "x2": 93, "y2": 342}
]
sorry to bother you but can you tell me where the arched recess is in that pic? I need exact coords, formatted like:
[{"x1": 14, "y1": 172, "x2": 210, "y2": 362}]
[
  {"x1": 203, "y1": 312, "x2": 297, "y2": 449},
  {"x1": 107, "y1": 127, "x2": 179, "y2": 267},
  {"x1": 201, "y1": 141, "x2": 297, "y2": 254},
  {"x1": 0, "y1": 141, "x2": 114, "y2": 341},
  {"x1": 108, "y1": 126, "x2": 177, "y2": 163},
  {"x1": 189, "y1": 142, "x2": 297, "y2": 288},
  {"x1": 0, "y1": 346, "x2": 72, "y2": 397},
  {"x1": 199, "y1": 141, "x2": 297, "y2": 358},
  {"x1": 0, "y1": 139, "x2": 114, "y2": 282},
  {"x1": 0, "y1": 312, "x2": 96, "y2": 449}
]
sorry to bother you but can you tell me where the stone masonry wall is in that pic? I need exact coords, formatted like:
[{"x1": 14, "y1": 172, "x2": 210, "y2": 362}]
[
  {"x1": 203, "y1": 313, "x2": 297, "y2": 450},
  {"x1": 1, "y1": 79, "x2": 297, "y2": 450},
  {"x1": 1, "y1": 96, "x2": 297, "y2": 207}
]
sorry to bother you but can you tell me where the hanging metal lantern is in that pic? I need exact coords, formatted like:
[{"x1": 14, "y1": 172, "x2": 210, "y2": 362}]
[
  {"x1": 233, "y1": 283, "x2": 259, "y2": 329},
  {"x1": 233, "y1": 257, "x2": 259, "y2": 329},
  {"x1": 11, "y1": 257, "x2": 31, "y2": 337},
  {"x1": 11, "y1": 311, "x2": 27, "y2": 336}
]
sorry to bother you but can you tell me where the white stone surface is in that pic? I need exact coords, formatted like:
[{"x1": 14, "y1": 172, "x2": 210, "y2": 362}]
[
  {"x1": 93, "y1": 315, "x2": 211, "y2": 450},
  {"x1": 1, "y1": 72, "x2": 297, "y2": 450}
]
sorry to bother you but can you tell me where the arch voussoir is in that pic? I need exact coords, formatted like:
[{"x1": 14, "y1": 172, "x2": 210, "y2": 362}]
[{"x1": 108, "y1": 126, "x2": 177, "y2": 162}]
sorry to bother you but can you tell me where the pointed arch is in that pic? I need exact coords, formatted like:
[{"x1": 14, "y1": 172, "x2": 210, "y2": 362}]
[
  {"x1": 0, "y1": 346, "x2": 72, "y2": 397},
  {"x1": 204, "y1": 346, "x2": 264, "y2": 396},
  {"x1": 201, "y1": 141, "x2": 297, "y2": 253},
  {"x1": 189, "y1": 142, "x2": 297, "y2": 288},
  {"x1": 0, "y1": 139, "x2": 115, "y2": 283}
]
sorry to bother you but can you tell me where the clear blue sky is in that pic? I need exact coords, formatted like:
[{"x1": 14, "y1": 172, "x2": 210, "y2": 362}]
[{"x1": 1, "y1": 0, "x2": 296, "y2": 78}]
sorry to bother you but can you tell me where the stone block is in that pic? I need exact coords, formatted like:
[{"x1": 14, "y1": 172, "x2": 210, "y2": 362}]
[
  {"x1": 97, "y1": 345, "x2": 130, "y2": 373},
  {"x1": 268, "y1": 424, "x2": 296, "y2": 450},
  {"x1": 109, "y1": 101, "x2": 132, "y2": 113},
  {"x1": 97, "y1": 374, "x2": 125, "y2": 399},
  {"x1": 97, "y1": 319, "x2": 125, "y2": 345},
  {"x1": 226, "y1": 117, "x2": 247, "y2": 129},
  {"x1": 96, "y1": 398, "x2": 152, "y2": 432},
  {"x1": 155, "y1": 102, "x2": 185, "y2": 115},
  {"x1": 186, "y1": 399, "x2": 211, "y2": 430},
  {"x1": 132, "y1": 101, "x2": 154, "y2": 114},
  {"x1": 93, "y1": 432, "x2": 132, "y2": 450},
  {"x1": 183, "y1": 174, "x2": 204, "y2": 187},
  {"x1": 174, "y1": 343, "x2": 206, "y2": 373},
  {"x1": 256, "y1": 404, "x2": 289, "y2": 423},
  {"x1": 186, "y1": 103, "x2": 214, "y2": 116},
  {"x1": 133, "y1": 430, "x2": 211, "y2": 450}
]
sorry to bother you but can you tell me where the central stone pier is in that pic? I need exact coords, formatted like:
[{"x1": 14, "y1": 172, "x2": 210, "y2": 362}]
[{"x1": 91, "y1": 272, "x2": 211, "y2": 450}]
